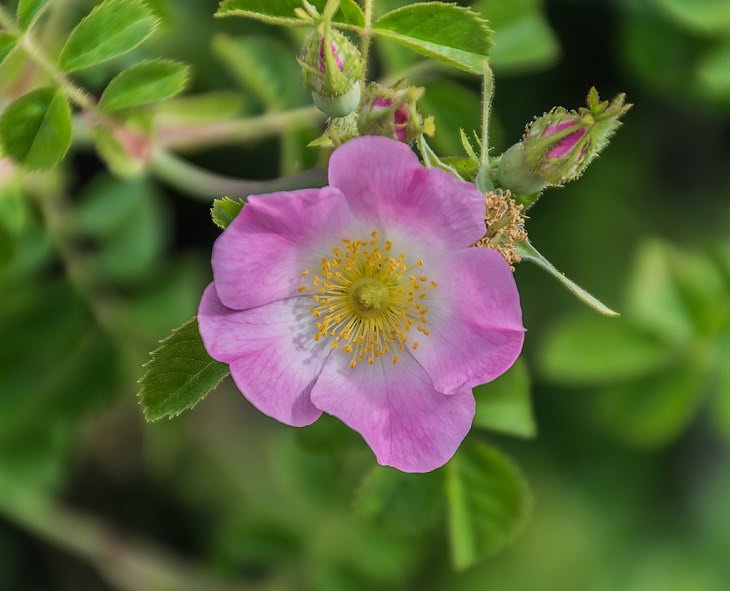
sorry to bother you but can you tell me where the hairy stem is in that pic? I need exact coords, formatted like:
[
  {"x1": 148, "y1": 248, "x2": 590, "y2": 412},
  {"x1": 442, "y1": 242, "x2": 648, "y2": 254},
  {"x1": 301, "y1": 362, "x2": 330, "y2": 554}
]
[
  {"x1": 476, "y1": 61, "x2": 495, "y2": 192},
  {"x1": 0, "y1": 5, "x2": 97, "y2": 113},
  {"x1": 360, "y1": 0, "x2": 375, "y2": 85}
]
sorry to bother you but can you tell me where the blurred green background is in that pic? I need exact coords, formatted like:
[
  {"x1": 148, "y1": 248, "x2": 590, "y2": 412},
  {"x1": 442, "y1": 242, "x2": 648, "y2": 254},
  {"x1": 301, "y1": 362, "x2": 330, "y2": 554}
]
[{"x1": 1, "y1": 0, "x2": 729, "y2": 589}]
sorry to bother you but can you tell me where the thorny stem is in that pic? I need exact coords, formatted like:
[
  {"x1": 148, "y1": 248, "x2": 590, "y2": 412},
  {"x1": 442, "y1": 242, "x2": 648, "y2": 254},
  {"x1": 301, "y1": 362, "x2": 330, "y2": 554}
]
[{"x1": 360, "y1": 0, "x2": 375, "y2": 85}]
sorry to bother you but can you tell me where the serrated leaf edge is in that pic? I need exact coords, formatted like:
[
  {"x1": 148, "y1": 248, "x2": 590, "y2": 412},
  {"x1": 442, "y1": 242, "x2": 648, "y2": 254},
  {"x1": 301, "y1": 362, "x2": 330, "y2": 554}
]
[{"x1": 137, "y1": 317, "x2": 230, "y2": 422}]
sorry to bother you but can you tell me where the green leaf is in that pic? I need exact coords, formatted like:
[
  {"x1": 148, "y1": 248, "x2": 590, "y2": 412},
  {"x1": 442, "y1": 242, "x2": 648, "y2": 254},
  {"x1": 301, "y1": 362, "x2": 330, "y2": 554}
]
[
  {"x1": 74, "y1": 175, "x2": 168, "y2": 282},
  {"x1": 59, "y1": 0, "x2": 159, "y2": 72},
  {"x1": 16, "y1": 0, "x2": 50, "y2": 30},
  {"x1": 698, "y1": 43, "x2": 730, "y2": 97},
  {"x1": 0, "y1": 33, "x2": 17, "y2": 67},
  {"x1": 0, "y1": 189, "x2": 26, "y2": 271},
  {"x1": 138, "y1": 318, "x2": 230, "y2": 421},
  {"x1": 473, "y1": 359, "x2": 536, "y2": 438},
  {"x1": 474, "y1": 0, "x2": 559, "y2": 73},
  {"x1": 211, "y1": 197, "x2": 243, "y2": 229},
  {"x1": 655, "y1": 0, "x2": 730, "y2": 35},
  {"x1": 374, "y1": 3, "x2": 492, "y2": 74},
  {"x1": 99, "y1": 59, "x2": 190, "y2": 112},
  {"x1": 516, "y1": 240, "x2": 619, "y2": 316},
  {"x1": 539, "y1": 315, "x2": 676, "y2": 387},
  {"x1": 212, "y1": 35, "x2": 307, "y2": 110},
  {"x1": 597, "y1": 358, "x2": 709, "y2": 448},
  {"x1": 215, "y1": 0, "x2": 365, "y2": 27},
  {"x1": 446, "y1": 441, "x2": 531, "y2": 569},
  {"x1": 711, "y1": 337, "x2": 730, "y2": 442},
  {"x1": 625, "y1": 240, "x2": 719, "y2": 342},
  {"x1": 355, "y1": 467, "x2": 442, "y2": 533},
  {"x1": 0, "y1": 87, "x2": 72, "y2": 171},
  {"x1": 419, "y1": 79, "x2": 482, "y2": 155}
]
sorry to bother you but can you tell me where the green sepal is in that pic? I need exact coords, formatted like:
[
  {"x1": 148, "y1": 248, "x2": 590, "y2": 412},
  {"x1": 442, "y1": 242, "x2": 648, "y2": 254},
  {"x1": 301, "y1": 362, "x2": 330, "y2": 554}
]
[{"x1": 516, "y1": 240, "x2": 619, "y2": 316}]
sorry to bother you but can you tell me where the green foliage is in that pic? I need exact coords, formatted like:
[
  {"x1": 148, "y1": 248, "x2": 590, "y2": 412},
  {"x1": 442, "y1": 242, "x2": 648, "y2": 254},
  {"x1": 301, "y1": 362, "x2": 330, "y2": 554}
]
[
  {"x1": 475, "y1": 0, "x2": 560, "y2": 73},
  {"x1": 698, "y1": 43, "x2": 730, "y2": 97},
  {"x1": 0, "y1": 87, "x2": 71, "y2": 170},
  {"x1": 138, "y1": 318, "x2": 230, "y2": 421},
  {"x1": 99, "y1": 59, "x2": 191, "y2": 112},
  {"x1": 0, "y1": 33, "x2": 16, "y2": 66},
  {"x1": 59, "y1": 0, "x2": 159, "y2": 72},
  {"x1": 355, "y1": 467, "x2": 442, "y2": 533},
  {"x1": 446, "y1": 441, "x2": 531, "y2": 570},
  {"x1": 374, "y1": 3, "x2": 492, "y2": 74},
  {"x1": 211, "y1": 197, "x2": 243, "y2": 229},
  {"x1": 655, "y1": 0, "x2": 730, "y2": 35},
  {"x1": 419, "y1": 79, "x2": 481, "y2": 155},
  {"x1": 539, "y1": 316, "x2": 674, "y2": 386},
  {"x1": 597, "y1": 358, "x2": 709, "y2": 448},
  {"x1": 473, "y1": 359, "x2": 536, "y2": 438},
  {"x1": 212, "y1": 35, "x2": 307, "y2": 110},
  {"x1": 73, "y1": 175, "x2": 168, "y2": 282},
  {"x1": 215, "y1": 0, "x2": 365, "y2": 27},
  {"x1": 16, "y1": 0, "x2": 50, "y2": 30},
  {"x1": 540, "y1": 239, "x2": 729, "y2": 448}
]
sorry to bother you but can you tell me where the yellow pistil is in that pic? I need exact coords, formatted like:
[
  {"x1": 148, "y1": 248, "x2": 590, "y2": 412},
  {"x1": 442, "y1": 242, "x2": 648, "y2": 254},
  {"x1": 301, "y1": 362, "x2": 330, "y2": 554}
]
[{"x1": 299, "y1": 231, "x2": 435, "y2": 368}]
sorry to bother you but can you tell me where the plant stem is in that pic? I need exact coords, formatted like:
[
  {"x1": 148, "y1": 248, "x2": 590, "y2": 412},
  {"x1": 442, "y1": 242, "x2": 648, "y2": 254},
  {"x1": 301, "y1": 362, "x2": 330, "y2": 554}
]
[
  {"x1": 476, "y1": 61, "x2": 495, "y2": 192},
  {"x1": 0, "y1": 5, "x2": 97, "y2": 114},
  {"x1": 0, "y1": 493, "x2": 282, "y2": 591},
  {"x1": 360, "y1": 0, "x2": 375, "y2": 85},
  {"x1": 150, "y1": 150, "x2": 327, "y2": 201},
  {"x1": 157, "y1": 106, "x2": 324, "y2": 151}
]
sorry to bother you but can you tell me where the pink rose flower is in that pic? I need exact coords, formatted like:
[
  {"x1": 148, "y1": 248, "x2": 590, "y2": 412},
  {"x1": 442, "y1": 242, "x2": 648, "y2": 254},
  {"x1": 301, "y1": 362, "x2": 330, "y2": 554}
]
[{"x1": 198, "y1": 137, "x2": 524, "y2": 472}]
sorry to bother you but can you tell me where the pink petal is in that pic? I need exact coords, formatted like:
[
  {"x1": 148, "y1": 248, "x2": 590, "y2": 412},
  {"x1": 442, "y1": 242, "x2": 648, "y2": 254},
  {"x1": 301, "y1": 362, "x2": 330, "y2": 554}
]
[
  {"x1": 410, "y1": 248, "x2": 524, "y2": 394},
  {"x1": 198, "y1": 284, "x2": 326, "y2": 426},
  {"x1": 212, "y1": 187, "x2": 356, "y2": 310},
  {"x1": 310, "y1": 352, "x2": 475, "y2": 472},
  {"x1": 328, "y1": 136, "x2": 486, "y2": 250}
]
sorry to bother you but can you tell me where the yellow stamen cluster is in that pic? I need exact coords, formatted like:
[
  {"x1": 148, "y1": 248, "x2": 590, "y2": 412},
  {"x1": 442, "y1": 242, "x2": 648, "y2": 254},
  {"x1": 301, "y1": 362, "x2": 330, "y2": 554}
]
[
  {"x1": 475, "y1": 190, "x2": 528, "y2": 270},
  {"x1": 298, "y1": 231, "x2": 435, "y2": 368}
]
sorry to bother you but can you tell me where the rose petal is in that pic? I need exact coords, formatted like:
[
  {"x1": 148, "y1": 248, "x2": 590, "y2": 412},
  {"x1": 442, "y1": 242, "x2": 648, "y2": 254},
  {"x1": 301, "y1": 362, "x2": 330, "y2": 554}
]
[
  {"x1": 212, "y1": 186, "x2": 356, "y2": 310},
  {"x1": 311, "y1": 352, "x2": 475, "y2": 472},
  {"x1": 198, "y1": 284, "x2": 326, "y2": 426},
  {"x1": 409, "y1": 247, "x2": 525, "y2": 394},
  {"x1": 328, "y1": 136, "x2": 486, "y2": 250}
]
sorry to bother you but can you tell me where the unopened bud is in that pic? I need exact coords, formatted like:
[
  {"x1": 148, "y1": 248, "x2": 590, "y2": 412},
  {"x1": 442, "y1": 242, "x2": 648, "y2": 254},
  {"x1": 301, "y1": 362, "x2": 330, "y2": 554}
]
[
  {"x1": 523, "y1": 88, "x2": 632, "y2": 186},
  {"x1": 299, "y1": 28, "x2": 362, "y2": 117},
  {"x1": 358, "y1": 82, "x2": 433, "y2": 144},
  {"x1": 497, "y1": 88, "x2": 631, "y2": 193}
]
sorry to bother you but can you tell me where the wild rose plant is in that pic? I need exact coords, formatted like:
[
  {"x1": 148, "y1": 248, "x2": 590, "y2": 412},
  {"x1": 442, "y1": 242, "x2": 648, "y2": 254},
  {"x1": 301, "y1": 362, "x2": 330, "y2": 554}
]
[{"x1": 0, "y1": 0, "x2": 636, "y2": 574}]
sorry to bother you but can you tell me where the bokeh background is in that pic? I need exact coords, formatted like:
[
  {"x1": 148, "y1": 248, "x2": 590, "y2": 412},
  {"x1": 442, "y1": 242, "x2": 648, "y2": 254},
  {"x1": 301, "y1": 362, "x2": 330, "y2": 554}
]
[{"x1": 1, "y1": 0, "x2": 729, "y2": 589}]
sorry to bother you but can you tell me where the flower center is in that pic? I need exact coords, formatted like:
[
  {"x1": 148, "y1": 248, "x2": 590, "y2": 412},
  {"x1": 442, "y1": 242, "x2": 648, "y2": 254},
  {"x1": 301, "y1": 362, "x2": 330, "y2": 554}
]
[{"x1": 298, "y1": 230, "x2": 436, "y2": 368}]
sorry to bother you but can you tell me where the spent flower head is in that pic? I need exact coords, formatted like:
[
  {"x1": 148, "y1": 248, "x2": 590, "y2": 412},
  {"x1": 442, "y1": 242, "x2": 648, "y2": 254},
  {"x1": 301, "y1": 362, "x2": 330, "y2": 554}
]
[
  {"x1": 358, "y1": 82, "x2": 435, "y2": 144},
  {"x1": 198, "y1": 137, "x2": 524, "y2": 472}
]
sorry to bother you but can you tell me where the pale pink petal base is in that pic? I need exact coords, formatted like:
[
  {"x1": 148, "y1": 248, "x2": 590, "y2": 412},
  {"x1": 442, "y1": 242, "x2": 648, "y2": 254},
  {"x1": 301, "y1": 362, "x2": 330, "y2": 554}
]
[
  {"x1": 310, "y1": 352, "x2": 475, "y2": 472},
  {"x1": 410, "y1": 248, "x2": 525, "y2": 394},
  {"x1": 198, "y1": 285, "x2": 325, "y2": 426}
]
